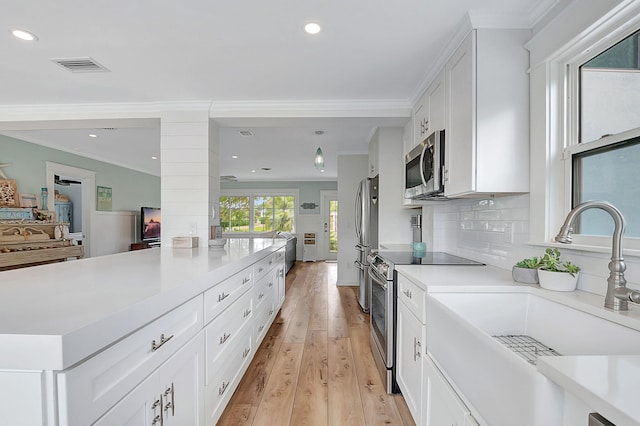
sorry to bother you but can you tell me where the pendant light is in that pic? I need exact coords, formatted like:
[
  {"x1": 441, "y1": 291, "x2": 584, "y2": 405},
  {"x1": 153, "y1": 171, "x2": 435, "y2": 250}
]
[{"x1": 314, "y1": 147, "x2": 325, "y2": 170}]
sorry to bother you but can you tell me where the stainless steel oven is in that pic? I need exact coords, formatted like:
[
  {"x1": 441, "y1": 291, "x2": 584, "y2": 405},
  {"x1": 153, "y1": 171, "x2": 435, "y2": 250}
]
[
  {"x1": 368, "y1": 254, "x2": 398, "y2": 394},
  {"x1": 368, "y1": 250, "x2": 484, "y2": 394}
]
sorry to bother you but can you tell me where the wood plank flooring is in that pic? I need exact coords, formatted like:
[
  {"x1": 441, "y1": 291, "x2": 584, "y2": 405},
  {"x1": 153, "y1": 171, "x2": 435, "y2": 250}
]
[{"x1": 218, "y1": 261, "x2": 415, "y2": 426}]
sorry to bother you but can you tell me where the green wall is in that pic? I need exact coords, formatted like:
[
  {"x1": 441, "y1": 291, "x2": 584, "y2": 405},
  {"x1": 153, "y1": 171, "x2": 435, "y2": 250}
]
[
  {"x1": 0, "y1": 134, "x2": 160, "y2": 211},
  {"x1": 221, "y1": 181, "x2": 337, "y2": 215}
]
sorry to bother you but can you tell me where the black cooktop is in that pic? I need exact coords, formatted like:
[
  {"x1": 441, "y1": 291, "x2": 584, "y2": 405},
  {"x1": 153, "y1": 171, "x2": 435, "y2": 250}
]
[{"x1": 376, "y1": 251, "x2": 484, "y2": 266}]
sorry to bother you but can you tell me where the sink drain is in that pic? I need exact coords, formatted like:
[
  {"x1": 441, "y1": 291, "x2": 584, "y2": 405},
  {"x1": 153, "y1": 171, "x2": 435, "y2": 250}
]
[{"x1": 492, "y1": 335, "x2": 561, "y2": 365}]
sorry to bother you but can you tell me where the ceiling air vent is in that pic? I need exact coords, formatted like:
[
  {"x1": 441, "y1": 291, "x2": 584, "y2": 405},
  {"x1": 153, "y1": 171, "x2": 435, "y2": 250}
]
[
  {"x1": 238, "y1": 130, "x2": 253, "y2": 137},
  {"x1": 51, "y1": 57, "x2": 110, "y2": 73},
  {"x1": 221, "y1": 175, "x2": 238, "y2": 182}
]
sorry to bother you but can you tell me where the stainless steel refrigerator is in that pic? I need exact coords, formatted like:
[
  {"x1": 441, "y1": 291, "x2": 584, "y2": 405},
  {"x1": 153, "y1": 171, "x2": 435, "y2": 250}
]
[{"x1": 354, "y1": 175, "x2": 378, "y2": 312}]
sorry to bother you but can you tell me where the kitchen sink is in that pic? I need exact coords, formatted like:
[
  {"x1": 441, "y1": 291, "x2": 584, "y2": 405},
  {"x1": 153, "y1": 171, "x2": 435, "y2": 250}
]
[{"x1": 427, "y1": 292, "x2": 640, "y2": 426}]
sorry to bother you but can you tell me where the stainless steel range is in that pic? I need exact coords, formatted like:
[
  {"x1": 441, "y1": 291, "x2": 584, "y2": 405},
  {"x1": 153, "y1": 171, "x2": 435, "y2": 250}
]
[{"x1": 368, "y1": 251, "x2": 484, "y2": 394}]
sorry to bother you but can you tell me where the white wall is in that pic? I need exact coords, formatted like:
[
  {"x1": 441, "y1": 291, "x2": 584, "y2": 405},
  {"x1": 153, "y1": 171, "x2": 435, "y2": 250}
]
[
  {"x1": 374, "y1": 127, "x2": 415, "y2": 245},
  {"x1": 424, "y1": 193, "x2": 640, "y2": 298},
  {"x1": 337, "y1": 154, "x2": 368, "y2": 286},
  {"x1": 92, "y1": 211, "x2": 137, "y2": 257}
]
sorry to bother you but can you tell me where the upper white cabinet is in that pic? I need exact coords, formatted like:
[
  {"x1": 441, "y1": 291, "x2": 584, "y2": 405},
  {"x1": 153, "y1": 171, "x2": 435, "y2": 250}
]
[
  {"x1": 368, "y1": 135, "x2": 379, "y2": 177},
  {"x1": 444, "y1": 29, "x2": 530, "y2": 197},
  {"x1": 413, "y1": 90, "x2": 429, "y2": 148},
  {"x1": 410, "y1": 69, "x2": 445, "y2": 152}
]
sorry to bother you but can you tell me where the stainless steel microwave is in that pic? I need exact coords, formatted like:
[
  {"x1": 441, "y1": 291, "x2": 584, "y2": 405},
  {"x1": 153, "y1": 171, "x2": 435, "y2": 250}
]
[{"x1": 404, "y1": 130, "x2": 445, "y2": 200}]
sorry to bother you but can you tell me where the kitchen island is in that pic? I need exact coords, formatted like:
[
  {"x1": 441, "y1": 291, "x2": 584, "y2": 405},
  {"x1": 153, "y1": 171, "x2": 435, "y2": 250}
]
[{"x1": 0, "y1": 238, "x2": 286, "y2": 425}]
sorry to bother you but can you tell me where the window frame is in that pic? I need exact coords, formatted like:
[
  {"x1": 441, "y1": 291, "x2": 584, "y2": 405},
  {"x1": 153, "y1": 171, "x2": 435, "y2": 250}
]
[
  {"x1": 558, "y1": 12, "x2": 640, "y2": 251},
  {"x1": 220, "y1": 189, "x2": 299, "y2": 235}
]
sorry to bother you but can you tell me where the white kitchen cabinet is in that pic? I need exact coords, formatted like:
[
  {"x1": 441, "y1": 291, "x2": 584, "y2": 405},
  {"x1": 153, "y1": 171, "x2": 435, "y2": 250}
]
[
  {"x1": 276, "y1": 262, "x2": 286, "y2": 310},
  {"x1": 396, "y1": 295, "x2": 426, "y2": 424},
  {"x1": 427, "y1": 69, "x2": 446, "y2": 136},
  {"x1": 95, "y1": 331, "x2": 205, "y2": 426},
  {"x1": 413, "y1": 90, "x2": 430, "y2": 148},
  {"x1": 368, "y1": 135, "x2": 379, "y2": 177},
  {"x1": 424, "y1": 355, "x2": 476, "y2": 426},
  {"x1": 444, "y1": 29, "x2": 530, "y2": 197}
]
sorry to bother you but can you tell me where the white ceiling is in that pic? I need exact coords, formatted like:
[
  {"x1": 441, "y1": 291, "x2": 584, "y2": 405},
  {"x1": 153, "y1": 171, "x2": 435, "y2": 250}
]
[{"x1": 0, "y1": 0, "x2": 557, "y2": 180}]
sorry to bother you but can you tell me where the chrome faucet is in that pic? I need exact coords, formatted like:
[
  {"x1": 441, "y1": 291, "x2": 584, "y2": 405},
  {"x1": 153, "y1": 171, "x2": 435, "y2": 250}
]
[{"x1": 555, "y1": 200, "x2": 640, "y2": 311}]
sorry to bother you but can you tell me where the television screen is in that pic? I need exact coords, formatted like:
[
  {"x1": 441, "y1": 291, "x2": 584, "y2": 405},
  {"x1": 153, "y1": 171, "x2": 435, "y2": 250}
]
[{"x1": 141, "y1": 207, "x2": 161, "y2": 242}]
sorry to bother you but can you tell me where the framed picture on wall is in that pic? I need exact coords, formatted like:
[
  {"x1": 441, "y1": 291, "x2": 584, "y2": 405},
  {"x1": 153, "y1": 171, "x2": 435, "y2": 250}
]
[{"x1": 97, "y1": 186, "x2": 112, "y2": 211}]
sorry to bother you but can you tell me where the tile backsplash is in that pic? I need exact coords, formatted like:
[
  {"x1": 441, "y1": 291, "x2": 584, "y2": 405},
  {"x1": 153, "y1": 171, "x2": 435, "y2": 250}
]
[{"x1": 422, "y1": 194, "x2": 640, "y2": 297}]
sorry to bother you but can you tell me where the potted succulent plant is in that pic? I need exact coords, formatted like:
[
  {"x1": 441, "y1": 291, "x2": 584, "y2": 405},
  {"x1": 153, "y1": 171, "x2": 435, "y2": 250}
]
[
  {"x1": 512, "y1": 256, "x2": 541, "y2": 284},
  {"x1": 537, "y1": 247, "x2": 581, "y2": 291}
]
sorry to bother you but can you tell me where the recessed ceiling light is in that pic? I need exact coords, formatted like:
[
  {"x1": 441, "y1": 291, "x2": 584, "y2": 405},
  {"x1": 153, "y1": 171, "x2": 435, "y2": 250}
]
[
  {"x1": 320, "y1": 169, "x2": 325, "y2": 173},
  {"x1": 315, "y1": 130, "x2": 325, "y2": 135},
  {"x1": 10, "y1": 28, "x2": 38, "y2": 42},
  {"x1": 261, "y1": 167, "x2": 271, "y2": 171},
  {"x1": 251, "y1": 170, "x2": 256, "y2": 173},
  {"x1": 88, "y1": 134, "x2": 97, "y2": 138},
  {"x1": 304, "y1": 23, "x2": 321, "y2": 35},
  {"x1": 151, "y1": 156, "x2": 158, "y2": 160},
  {"x1": 231, "y1": 155, "x2": 238, "y2": 159}
]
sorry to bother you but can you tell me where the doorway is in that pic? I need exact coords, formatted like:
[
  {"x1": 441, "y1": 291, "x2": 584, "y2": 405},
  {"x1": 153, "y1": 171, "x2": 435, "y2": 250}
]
[
  {"x1": 321, "y1": 190, "x2": 338, "y2": 261},
  {"x1": 46, "y1": 162, "x2": 96, "y2": 258}
]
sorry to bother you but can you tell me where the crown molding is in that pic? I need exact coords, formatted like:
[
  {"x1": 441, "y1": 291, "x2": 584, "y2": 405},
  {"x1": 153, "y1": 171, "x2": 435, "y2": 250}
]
[{"x1": 208, "y1": 99, "x2": 411, "y2": 118}]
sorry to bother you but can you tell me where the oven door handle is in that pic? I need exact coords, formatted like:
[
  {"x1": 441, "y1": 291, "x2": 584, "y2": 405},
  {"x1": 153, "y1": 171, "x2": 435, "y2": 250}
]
[{"x1": 369, "y1": 268, "x2": 388, "y2": 289}]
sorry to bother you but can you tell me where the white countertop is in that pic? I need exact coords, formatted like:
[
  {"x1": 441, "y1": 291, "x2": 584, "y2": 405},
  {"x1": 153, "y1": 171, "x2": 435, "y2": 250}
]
[
  {"x1": 538, "y1": 356, "x2": 640, "y2": 426},
  {"x1": 396, "y1": 263, "x2": 640, "y2": 425},
  {"x1": 0, "y1": 238, "x2": 284, "y2": 370}
]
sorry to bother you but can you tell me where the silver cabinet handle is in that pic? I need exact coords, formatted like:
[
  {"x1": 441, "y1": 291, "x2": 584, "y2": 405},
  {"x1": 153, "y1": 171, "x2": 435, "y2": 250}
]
[
  {"x1": 152, "y1": 415, "x2": 162, "y2": 426},
  {"x1": 163, "y1": 383, "x2": 175, "y2": 417},
  {"x1": 242, "y1": 347, "x2": 251, "y2": 359},
  {"x1": 414, "y1": 337, "x2": 422, "y2": 361},
  {"x1": 242, "y1": 276, "x2": 251, "y2": 285},
  {"x1": 403, "y1": 289, "x2": 412, "y2": 299},
  {"x1": 258, "y1": 324, "x2": 264, "y2": 332},
  {"x1": 243, "y1": 308, "x2": 252, "y2": 318},
  {"x1": 269, "y1": 309, "x2": 274, "y2": 315},
  {"x1": 258, "y1": 267, "x2": 264, "y2": 273},
  {"x1": 218, "y1": 292, "x2": 229, "y2": 302},
  {"x1": 219, "y1": 332, "x2": 231, "y2": 345},
  {"x1": 218, "y1": 381, "x2": 229, "y2": 396},
  {"x1": 151, "y1": 333, "x2": 174, "y2": 352},
  {"x1": 268, "y1": 281, "x2": 273, "y2": 287},
  {"x1": 258, "y1": 292, "x2": 264, "y2": 300}
]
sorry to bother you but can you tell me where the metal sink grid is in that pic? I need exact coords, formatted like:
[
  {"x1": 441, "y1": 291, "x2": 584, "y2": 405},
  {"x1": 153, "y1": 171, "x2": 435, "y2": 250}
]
[{"x1": 492, "y1": 335, "x2": 561, "y2": 365}]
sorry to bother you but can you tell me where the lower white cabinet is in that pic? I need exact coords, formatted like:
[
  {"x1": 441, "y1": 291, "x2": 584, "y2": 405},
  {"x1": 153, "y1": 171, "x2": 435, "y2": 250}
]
[
  {"x1": 396, "y1": 296, "x2": 426, "y2": 424},
  {"x1": 95, "y1": 331, "x2": 205, "y2": 426},
  {"x1": 424, "y1": 355, "x2": 477, "y2": 426},
  {"x1": 396, "y1": 272, "x2": 477, "y2": 426}
]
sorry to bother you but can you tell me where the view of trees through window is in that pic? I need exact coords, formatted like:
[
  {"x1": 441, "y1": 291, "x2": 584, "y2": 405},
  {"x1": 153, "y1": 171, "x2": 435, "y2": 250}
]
[{"x1": 220, "y1": 195, "x2": 295, "y2": 233}]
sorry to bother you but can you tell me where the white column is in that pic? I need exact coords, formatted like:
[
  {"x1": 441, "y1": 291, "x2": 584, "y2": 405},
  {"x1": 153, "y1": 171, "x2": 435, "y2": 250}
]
[{"x1": 160, "y1": 111, "x2": 219, "y2": 247}]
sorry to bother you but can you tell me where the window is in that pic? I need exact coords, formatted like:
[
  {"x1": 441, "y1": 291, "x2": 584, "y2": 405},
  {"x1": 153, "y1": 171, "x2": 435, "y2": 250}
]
[
  {"x1": 580, "y1": 30, "x2": 640, "y2": 143},
  {"x1": 568, "y1": 27, "x2": 640, "y2": 240},
  {"x1": 220, "y1": 192, "x2": 296, "y2": 233}
]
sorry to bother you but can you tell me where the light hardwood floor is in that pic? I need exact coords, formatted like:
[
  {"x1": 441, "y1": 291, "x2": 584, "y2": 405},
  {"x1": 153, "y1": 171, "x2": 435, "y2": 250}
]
[{"x1": 218, "y1": 261, "x2": 415, "y2": 426}]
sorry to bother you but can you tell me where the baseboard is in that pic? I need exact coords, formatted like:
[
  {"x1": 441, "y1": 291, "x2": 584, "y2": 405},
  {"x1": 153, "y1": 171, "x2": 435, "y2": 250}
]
[{"x1": 336, "y1": 281, "x2": 358, "y2": 287}]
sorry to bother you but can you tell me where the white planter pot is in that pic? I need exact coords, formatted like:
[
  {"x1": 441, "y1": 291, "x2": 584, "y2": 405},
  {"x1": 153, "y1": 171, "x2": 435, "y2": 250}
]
[{"x1": 538, "y1": 270, "x2": 579, "y2": 292}]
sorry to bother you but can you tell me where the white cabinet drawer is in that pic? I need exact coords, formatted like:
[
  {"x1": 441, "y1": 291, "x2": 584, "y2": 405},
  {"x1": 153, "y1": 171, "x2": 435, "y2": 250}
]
[
  {"x1": 204, "y1": 267, "x2": 252, "y2": 324},
  {"x1": 254, "y1": 270, "x2": 276, "y2": 311},
  {"x1": 254, "y1": 294, "x2": 275, "y2": 347},
  {"x1": 205, "y1": 326, "x2": 253, "y2": 426},
  {"x1": 205, "y1": 288, "x2": 253, "y2": 367},
  {"x1": 397, "y1": 273, "x2": 426, "y2": 323},
  {"x1": 58, "y1": 296, "x2": 203, "y2": 426},
  {"x1": 254, "y1": 252, "x2": 277, "y2": 282}
]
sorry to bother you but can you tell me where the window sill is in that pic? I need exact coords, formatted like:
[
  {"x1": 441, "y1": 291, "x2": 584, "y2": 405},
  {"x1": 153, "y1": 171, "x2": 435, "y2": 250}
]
[{"x1": 526, "y1": 241, "x2": 640, "y2": 259}]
